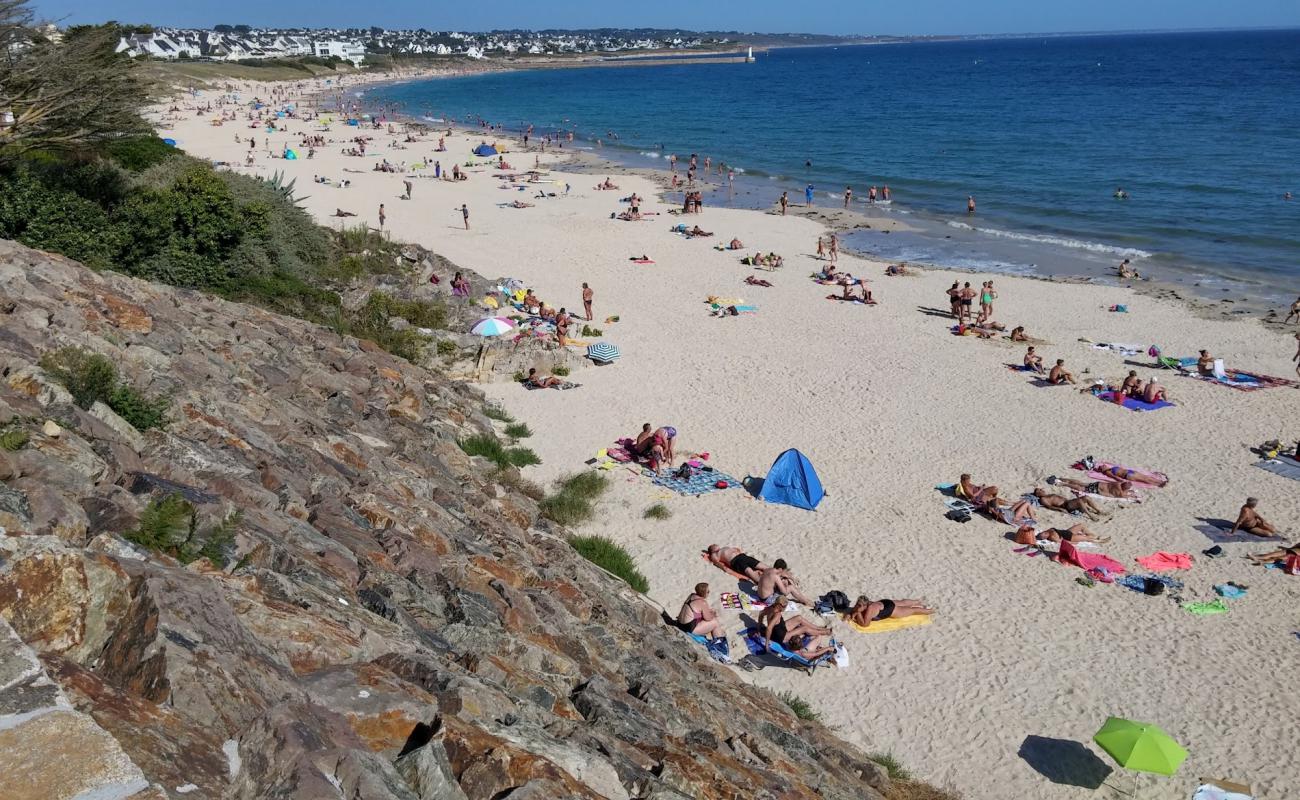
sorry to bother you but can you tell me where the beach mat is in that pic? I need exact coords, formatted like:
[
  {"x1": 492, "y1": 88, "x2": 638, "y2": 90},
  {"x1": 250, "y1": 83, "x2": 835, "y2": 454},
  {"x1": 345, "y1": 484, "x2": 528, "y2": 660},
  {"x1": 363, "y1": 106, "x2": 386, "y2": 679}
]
[
  {"x1": 652, "y1": 468, "x2": 739, "y2": 496},
  {"x1": 844, "y1": 614, "x2": 932, "y2": 634},
  {"x1": 1254, "y1": 455, "x2": 1300, "y2": 483},
  {"x1": 1097, "y1": 391, "x2": 1174, "y2": 412},
  {"x1": 1191, "y1": 371, "x2": 1296, "y2": 392},
  {"x1": 1070, "y1": 460, "x2": 1168, "y2": 488},
  {"x1": 1193, "y1": 519, "x2": 1284, "y2": 544}
]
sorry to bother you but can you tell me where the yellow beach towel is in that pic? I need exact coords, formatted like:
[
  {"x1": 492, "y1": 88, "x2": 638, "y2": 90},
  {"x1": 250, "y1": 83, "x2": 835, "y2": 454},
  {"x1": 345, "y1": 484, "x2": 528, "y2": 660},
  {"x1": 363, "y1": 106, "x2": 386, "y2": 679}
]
[{"x1": 845, "y1": 614, "x2": 932, "y2": 634}]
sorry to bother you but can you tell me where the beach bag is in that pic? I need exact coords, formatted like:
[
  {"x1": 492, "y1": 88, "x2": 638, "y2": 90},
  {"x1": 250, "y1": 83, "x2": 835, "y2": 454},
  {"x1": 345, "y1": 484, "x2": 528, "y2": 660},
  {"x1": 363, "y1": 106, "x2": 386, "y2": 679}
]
[
  {"x1": 1261, "y1": 440, "x2": 1281, "y2": 459},
  {"x1": 819, "y1": 591, "x2": 851, "y2": 613},
  {"x1": 1143, "y1": 577, "x2": 1165, "y2": 596},
  {"x1": 674, "y1": 462, "x2": 693, "y2": 480},
  {"x1": 945, "y1": 508, "x2": 972, "y2": 524},
  {"x1": 1285, "y1": 554, "x2": 1300, "y2": 576}
]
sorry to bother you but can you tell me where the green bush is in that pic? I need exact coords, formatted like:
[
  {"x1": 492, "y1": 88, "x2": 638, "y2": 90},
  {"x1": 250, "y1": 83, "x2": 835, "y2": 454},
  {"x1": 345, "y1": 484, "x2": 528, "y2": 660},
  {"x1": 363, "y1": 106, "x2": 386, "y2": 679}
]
[
  {"x1": 870, "y1": 752, "x2": 912, "y2": 781},
  {"x1": 436, "y1": 339, "x2": 458, "y2": 357},
  {"x1": 104, "y1": 135, "x2": 178, "y2": 171},
  {"x1": 504, "y1": 422, "x2": 531, "y2": 439},
  {"x1": 643, "y1": 502, "x2": 671, "y2": 520},
  {"x1": 39, "y1": 347, "x2": 118, "y2": 408},
  {"x1": 0, "y1": 168, "x2": 122, "y2": 267},
  {"x1": 39, "y1": 347, "x2": 169, "y2": 430},
  {"x1": 580, "y1": 325, "x2": 603, "y2": 337},
  {"x1": 569, "y1": 534, "x2": 649, "y2": 592},
  {"x1": 777, "y1": 691, "x2": 821, "y2": 722},
  {"x1": 125, "y1": 494, "x2": 240, "y2": 567},
  {"x1": 551, "y1": 365, "x2": 570, "y2": 377},
  {"x1": 483, "y1": 405, "x2": 514, "y2": 423},
  {"x1": 539, "y1": 472, "x2": 608, "y2": 526},
  {"x1": 0, "y1": 429, "x2": 29, "y2": 451},
  {"x1": 458, "y1": 433, "x2": 540, "y2": 470}
]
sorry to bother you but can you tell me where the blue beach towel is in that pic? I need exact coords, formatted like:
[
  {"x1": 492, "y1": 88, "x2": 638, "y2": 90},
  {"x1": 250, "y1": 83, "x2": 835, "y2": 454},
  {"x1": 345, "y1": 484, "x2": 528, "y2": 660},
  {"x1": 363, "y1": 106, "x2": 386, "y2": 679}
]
[
  {"x1": 685, "y1": 632, "x2": 732, "y2": 663},
  {"x1": 650, "y1": 468, "x2": 739, "y2": 496},
  {"x1": 1254, "y1": 456, "x2": 1300, "y2": 484},
  {"x1": 1097, "y1": 391, "x2": 1174, "y2": 412},
  {"x1": 1118, "y1": 573, "x2": 1185, "y2": 594},
  {"x1": 741, "y1": 628, "x2": 836, "y2": 673}
]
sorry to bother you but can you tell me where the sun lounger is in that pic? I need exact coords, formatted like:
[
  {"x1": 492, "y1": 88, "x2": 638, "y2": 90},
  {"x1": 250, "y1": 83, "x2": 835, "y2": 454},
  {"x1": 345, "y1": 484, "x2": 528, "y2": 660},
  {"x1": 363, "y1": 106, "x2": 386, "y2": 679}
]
[{"x1": 741, "y1": 628, "x2": 837, "y2": 674}]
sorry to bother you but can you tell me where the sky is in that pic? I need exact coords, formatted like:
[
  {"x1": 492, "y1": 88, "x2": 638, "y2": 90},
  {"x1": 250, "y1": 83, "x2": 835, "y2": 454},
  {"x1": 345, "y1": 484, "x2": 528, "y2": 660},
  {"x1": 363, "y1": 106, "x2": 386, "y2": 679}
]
[{"x1": 33, "y1": 0, "x2": 1300, "y2": 36}]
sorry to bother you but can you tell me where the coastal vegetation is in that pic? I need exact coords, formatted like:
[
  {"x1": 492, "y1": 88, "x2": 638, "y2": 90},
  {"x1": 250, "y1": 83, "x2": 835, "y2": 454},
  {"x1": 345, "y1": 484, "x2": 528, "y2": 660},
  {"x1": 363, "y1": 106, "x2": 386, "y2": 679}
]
[
  {"x1": 539, "y1": 471, "x2": 608, "y2": 526},
  {"x1": 776, "y1": 690, "x2": 821, "y2": 722},
  {"x1": 569, "y1": 534, "x2": 650, "y2": 593},
  {"x1": 124, "y1": 493, "x2": 240, "y2": 568},
  {"x1": 40, "y1": 346, "x2": 171, "y2": 431},
  {"x1": 457, "y1": 433, "x2": 541, "y2": 470},
  {"x1": 643, "y1": 502, "x2": 671, "y2": 520}
]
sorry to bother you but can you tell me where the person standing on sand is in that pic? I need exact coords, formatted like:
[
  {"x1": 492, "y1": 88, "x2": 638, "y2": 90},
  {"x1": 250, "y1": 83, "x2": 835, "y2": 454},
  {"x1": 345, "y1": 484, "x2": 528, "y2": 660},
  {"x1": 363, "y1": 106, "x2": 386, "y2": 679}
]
[
  {"x1": 947, "y1": 282, "x2": 961, "y2": 317},
  {"x1": 582, "y1": 283, "x2": 593, "y2": 321},
  {"x1": 805, "y1": 183, "x2": 815, "y2": 206},
  {"x1": 817, "y1": 237, "x2": 826, "y2": 260},
  {"x1": 403, "y1": 180, "x2": 412, "y2": 200},
  {"x1": 967, "y1": 195, "x2": 976, "y2": 214},
  {"x1": 843, "y1": 186, "x2": 852, "y2": 208},
  {"x1": 959, "y1": 282, "x2": 975, "y2": 322},
  {"x1": 1284, "y1": 296, "x2": 1300, "y2": 324},
  {"x1": 460, "y1": 204, "x2": 469, "y2": 230},
  {"x1": 780, "y1": 192, "x2": 789, "y2": 215},
  {"x1": 829, "y1": 234, "x2": 839, "y2": 264},
  {"x1": 377, "y1": 203, "x2": 385, "y2": 232}
]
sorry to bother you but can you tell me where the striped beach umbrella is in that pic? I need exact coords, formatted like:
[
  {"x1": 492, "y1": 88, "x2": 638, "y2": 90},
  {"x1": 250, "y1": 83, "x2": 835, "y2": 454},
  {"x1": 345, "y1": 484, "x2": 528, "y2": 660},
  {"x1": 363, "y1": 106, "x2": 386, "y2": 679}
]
[
  {"x1": 471, "y1": 317, "x2": 515, "y2": 337},
  {"x1": 586, "y1": 342, "x2": 620, "y2": 364}
]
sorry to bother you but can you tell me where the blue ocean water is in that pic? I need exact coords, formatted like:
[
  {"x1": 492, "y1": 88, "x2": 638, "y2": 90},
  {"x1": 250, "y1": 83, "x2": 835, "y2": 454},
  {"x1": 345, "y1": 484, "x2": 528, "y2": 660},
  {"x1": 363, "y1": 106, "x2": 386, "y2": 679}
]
[{"x1": 367, "y1": 31, "x2": 1300, "y2": 298}]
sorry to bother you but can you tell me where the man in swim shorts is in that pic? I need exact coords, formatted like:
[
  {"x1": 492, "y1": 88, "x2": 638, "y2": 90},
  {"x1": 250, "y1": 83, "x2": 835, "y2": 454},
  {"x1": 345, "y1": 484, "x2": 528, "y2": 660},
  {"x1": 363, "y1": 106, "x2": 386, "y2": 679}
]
[
  {"x1": 1032, "y1": 488, "x2": 1108, "y2": 521},
  {"x1": 1049, "y1": 359, "x2": 1076, "y2": 385},
  {"x1": 757, "y1": 559, "x2": 814, "y2": 606},
  {"x1": 705, "y1": 544, "x2": 766, "y2": 583}
]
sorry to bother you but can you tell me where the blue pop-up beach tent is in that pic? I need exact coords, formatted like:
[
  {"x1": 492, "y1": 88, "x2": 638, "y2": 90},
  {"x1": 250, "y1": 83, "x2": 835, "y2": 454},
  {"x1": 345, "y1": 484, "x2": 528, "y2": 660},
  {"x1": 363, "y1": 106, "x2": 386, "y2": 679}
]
[
  {"x1": 758, "y1": 449, "x2": 824, "y2": 510},
  {"x1": 473, "y1": 144, "x2": 498, "y2": 156}
]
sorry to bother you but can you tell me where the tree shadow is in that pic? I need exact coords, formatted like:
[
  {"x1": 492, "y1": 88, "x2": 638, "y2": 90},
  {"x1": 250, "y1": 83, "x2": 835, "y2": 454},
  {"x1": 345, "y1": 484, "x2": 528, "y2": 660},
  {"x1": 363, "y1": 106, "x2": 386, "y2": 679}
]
[{"x1": 1017, "y1": 735, "x2": 1112, "y2": 789}]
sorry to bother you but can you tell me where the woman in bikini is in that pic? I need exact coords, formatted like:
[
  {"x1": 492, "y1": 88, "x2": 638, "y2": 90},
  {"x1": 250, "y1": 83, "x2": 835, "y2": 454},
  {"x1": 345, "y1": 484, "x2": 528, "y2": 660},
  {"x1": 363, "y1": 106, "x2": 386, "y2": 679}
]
[
  {"x1": 847, "y1": 596, "x2": 934, "y2": 629},
  {"x1": 677, "y1": 583, "x2": 724, "y2": 639},
  {"x1": 757, "y1": 596, "x2": 834, "y2": 659},
  {"x1": 1015, "y1": 524, "x2": 1109, "y2": 546}
]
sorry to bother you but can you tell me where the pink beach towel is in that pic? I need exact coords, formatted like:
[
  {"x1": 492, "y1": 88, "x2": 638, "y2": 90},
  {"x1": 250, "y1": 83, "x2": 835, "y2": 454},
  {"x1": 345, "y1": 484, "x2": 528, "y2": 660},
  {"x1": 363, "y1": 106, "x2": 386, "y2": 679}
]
[
  {"x1": 1135, "y1": 552, "x2": 1193, "y2": 571},
  {"x1": 1055, "y1": 541, "x2": 1126, "y2": 580},
  {"x1": 1072, "y1": 460, "x2": 1168, "y2": 488}
]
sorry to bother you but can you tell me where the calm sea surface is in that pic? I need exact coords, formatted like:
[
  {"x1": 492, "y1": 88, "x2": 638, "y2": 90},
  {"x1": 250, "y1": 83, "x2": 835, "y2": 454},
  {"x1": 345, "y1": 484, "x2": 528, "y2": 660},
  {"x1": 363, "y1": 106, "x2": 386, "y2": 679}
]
[{"x1": 367, "y1": 31, "x2": 1300, "y2": 299}]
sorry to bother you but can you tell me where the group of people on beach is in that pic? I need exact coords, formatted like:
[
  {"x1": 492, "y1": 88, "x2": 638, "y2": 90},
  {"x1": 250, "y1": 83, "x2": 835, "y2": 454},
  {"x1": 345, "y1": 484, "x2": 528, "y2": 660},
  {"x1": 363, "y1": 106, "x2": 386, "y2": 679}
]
[{"x1": 679, "y1": 545, "x2": 934, "y2": 662}]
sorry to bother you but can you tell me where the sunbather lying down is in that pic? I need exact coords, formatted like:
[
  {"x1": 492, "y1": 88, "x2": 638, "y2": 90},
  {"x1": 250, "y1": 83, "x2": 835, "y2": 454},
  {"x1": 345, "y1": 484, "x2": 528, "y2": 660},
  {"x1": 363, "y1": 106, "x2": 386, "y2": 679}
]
[
  {"x1": 982, "y1": 497, "x2": 1036, "y2": 525},
  {"x1": 959, "y1": 474, "x2": 998, "y2": 504},
  {"x1": 705, "y1": 544, "x2": 766, "y2": 583},
  {"x1": 744, "y1": 276, "x2": 773, "y2": 287},
  {"x1": 524, "y1": 368, "x2": 562, "y2": 388},
  {"x1": 1248, "y1": 542, "x2": 1299, "y2": 565},
  {"x1": 758, "y1": 596, "x2": 834, "y2": 660},
  {"x1": 1032, "y1": 487, "x2": 1108, "y2": 521},
  {"x1": 847, "y1": 596, "x2": 934, "y2": 629},
  {"x1": 1048, "y1": 475, "x2": 1138, "y2": 500},
  {"x1": 1015, "y1": 524, "x2": 1109, "y2": 546}
]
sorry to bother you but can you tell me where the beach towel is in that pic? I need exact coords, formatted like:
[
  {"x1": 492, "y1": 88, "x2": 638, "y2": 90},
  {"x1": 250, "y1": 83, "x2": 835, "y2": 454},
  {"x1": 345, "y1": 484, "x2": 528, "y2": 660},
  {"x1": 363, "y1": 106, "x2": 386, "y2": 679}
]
[
  {"x1": 843, "y1": 614, "x2": 932, "y2": 634},
  {"x1": 1183, "y1": 598, "x2": 1229, "y2": 616},
  {"x1": 1055, "y1": 540, "x2": 1126, "y2": 580},
  {"x1": 629, "y1": 258, "x2": 655, "y2": 264},
  {"x1": 1254, "y1": 455, "x2": 1300, "y2": 483},
  {"x1": 1090, "y1": 342, "x2": 1143, "y2": 356},
  {"x1": 684, "y1": 632, "x2": 732, "y2": 664},
  {"x1": 652, "y1": 468, "x2": 739, "y2": 496},
  {"x1": 1118, "y1": 573, "x2": 1184, "y2": 594},
  {"x1": 1192, "y1": 784, "x2": 1253, "y2": 800},
  {"x1": 1135, "y1": 552, "x2": 1193, "y2": 571},
  {"x1": 1096, "y1": 391, "x2": 1174, "y2": 412},
  {"x1": 1071, "y1": 460, "x2": 1168, "y2": 488},
  {"x1": 522, "y1": 380, "x2": 580, "y2": 391},
  {"x1": 741, "y1": 628, "x2": 837, "y2": 673},
  {"x1": 1005, "y1": 363, "x2": 1035, "y2": 373},
  {"x1": 1192, "y1": 521, "x2": 1285, "y2": 544},
  {"x1": 1192, "y1": 368, "x2": 1296, "y2": 392},
  {"x1": 1214, "y1": 584, "x2": 1247, "y2": 599},
  {"x1": 706, "y1": 296, "x2": 744, "y2": 306}
]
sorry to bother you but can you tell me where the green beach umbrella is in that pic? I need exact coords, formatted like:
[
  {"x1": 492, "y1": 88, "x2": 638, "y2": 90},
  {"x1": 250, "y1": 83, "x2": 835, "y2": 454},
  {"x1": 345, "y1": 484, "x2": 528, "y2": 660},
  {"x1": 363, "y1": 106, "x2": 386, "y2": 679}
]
[{"x1": 1093, "y1": 717, "x2": 1188, "y2": 776}]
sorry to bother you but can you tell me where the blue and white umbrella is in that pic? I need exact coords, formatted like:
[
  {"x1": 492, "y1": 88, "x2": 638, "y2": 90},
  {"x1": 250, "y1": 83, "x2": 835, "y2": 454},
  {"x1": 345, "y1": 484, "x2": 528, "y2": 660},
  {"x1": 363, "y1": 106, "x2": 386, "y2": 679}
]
[
  {"x1": 471, "y1": 317, "x2": 515, "y2": 337},
  {"x1": 586, "y1": 342, "x2": 620, "y2": 364}
]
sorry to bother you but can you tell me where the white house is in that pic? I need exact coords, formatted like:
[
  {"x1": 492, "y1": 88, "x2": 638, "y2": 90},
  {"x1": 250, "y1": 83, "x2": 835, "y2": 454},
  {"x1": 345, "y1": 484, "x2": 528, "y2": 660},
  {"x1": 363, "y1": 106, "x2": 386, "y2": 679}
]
[{"x1": 312, "y1": 40, "x2": 365, "y2": 65}]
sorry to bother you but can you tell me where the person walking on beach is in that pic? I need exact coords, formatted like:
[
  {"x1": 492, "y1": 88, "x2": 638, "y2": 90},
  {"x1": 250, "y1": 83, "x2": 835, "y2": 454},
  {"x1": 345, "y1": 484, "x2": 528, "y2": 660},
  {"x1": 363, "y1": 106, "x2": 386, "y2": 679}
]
[
  {"x1": 780, "y1": 192, "x2": 789, "y2": 216},
  {"x1": 582, "y1": 282, "x2": 594, "y2": 321},
  {"x1": 816, "y1": 237, "x2": 826, "y2": 259},
  {"x1": 1284, "y1": 295, "x2": 1300, "y2": 324},
  {"x1": 843, "y1": 186, "x2": 852, "y2": 208},
  {"x1": 948, "y1": 282, "x2": 962, "y2": 317},
  {"x1": 403, "y1": 179, "x2": 412, "y2": 200},
  {"x1": 377, "y1": 203, "x2": 386, "y2": 233},
  {"x1": 805, "y1": 183, "x2": 815, "y2": 206},
  {"x1": 829, "y1": 234, "x2": 839, "y2": 264},
  {"x1": 967, "y1": 195, "x2": 977, "y2": 214},
  {"x1": 460, "y1": 203, "x2": 469, "y2": 230},
  {"x1": 882, "y1": 185, "x2": 891, "y2": 201}
]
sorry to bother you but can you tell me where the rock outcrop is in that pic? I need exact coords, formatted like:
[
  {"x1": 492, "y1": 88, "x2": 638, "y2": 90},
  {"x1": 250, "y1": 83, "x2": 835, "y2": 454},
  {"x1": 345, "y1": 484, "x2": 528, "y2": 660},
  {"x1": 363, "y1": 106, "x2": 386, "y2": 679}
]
[{"x1": 0, "y1": 239, "x2": 899, "y2": 799}]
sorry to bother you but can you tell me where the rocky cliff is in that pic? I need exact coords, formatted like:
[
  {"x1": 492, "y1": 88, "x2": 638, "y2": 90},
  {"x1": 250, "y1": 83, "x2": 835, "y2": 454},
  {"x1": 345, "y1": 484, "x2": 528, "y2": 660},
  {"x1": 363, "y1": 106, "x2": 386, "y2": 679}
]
[{"x1": 0, "y1": 239, "x2": 904, "y2": 800}]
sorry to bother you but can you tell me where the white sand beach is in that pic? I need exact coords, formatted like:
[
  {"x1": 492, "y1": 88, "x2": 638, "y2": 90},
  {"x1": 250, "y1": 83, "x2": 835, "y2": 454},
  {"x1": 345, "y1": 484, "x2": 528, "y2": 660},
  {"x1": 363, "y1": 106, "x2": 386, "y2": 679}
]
[{"x1": 156, "y1": 79, "x2": 1300, "y2": 799}]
